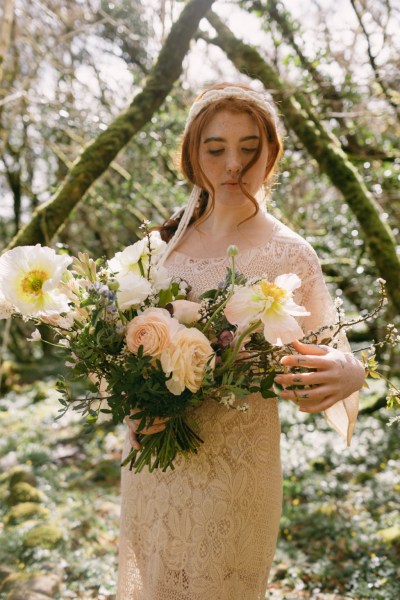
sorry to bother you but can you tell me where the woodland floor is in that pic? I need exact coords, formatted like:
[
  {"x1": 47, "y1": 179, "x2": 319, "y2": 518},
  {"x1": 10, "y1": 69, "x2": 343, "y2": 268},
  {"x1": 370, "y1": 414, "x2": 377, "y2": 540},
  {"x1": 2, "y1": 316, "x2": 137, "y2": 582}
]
[{"x1": 0, "y1": 375, "x2": 399, "y2": 599}]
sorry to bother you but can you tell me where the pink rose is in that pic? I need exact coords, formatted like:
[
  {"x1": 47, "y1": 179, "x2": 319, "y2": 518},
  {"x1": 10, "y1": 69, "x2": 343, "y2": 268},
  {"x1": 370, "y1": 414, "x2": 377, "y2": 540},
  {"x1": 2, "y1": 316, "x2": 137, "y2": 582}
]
[
  {"x1": 168, "y1": 300, "x2": 202, "y2": 325},
  {"x1": 126, "y1": 307, "x2": 182, "y2": 357}
]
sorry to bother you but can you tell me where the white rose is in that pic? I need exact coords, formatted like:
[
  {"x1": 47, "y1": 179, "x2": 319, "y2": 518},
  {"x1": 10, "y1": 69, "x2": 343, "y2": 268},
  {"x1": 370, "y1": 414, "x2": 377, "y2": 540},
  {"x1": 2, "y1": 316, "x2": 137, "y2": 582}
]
[
  {"x1": 169, "y1": 300, "x2": 201, "y2": 325},
  {"x1": 150, "y1": 265, "x2": 172, "y2": 292},
  {"x1": 116, "y1": 272, "x2": 153, "y2": 310}
]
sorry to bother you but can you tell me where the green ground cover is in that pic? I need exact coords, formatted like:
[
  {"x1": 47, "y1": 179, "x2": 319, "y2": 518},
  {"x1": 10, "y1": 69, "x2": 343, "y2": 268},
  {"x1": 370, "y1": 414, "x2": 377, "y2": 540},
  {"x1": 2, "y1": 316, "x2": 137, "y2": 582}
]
[{"x1": 0, "y1": 380, "x2": 398, "y2": 599}]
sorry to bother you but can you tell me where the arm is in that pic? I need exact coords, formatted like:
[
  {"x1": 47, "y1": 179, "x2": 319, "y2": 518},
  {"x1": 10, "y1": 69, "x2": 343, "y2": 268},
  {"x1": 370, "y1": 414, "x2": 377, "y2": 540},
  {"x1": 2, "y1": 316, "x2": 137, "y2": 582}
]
[{"x1": 274, "y1": 245, "x2": 364, "y2": 445}]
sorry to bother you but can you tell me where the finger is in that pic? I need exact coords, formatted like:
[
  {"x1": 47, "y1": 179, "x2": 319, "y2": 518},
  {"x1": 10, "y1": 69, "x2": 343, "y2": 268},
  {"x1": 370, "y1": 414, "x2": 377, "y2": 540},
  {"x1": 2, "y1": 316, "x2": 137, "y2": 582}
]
[
  {"x1": 299, "y1": 395, "x2": 338, "y2": 414},
  {"x1": 280, "y1": 385, "x2": 331, "y2": 403},
  {"x1": 280, "y1": 354, "x2": 330, "y2": 369},
  {"x1": 275, "y1": 371, "x2": 327, "y2": 386},
  {"x1": 291, "y1": 340, "x2": 329, "y2": 356},
  {"x1": 153, "y1": 417, "x2": 169, "y2": 426},
  {"x1": 129, "y1": 431, "x2": 141, "y2": 451},
  {"x1": 144, "y1": 424, "x2": 167, "y2": 434},
  {"x1": 124, "y1": 415, "x2": 138, "y2": 432}
]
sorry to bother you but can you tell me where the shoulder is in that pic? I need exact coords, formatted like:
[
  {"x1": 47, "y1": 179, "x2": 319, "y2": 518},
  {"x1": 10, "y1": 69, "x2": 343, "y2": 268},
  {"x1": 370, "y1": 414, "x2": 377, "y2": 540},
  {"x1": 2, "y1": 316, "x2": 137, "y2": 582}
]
[{"x1": 270, "y1": 216, "x2": 319, "y2": 265}]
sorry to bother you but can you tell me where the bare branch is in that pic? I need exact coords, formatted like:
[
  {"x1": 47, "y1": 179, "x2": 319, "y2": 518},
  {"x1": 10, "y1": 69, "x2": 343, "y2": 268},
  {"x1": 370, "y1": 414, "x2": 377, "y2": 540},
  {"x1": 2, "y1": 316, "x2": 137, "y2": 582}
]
[{"x1": 0, "y1": 0, "x2": 14, "y2": 86}]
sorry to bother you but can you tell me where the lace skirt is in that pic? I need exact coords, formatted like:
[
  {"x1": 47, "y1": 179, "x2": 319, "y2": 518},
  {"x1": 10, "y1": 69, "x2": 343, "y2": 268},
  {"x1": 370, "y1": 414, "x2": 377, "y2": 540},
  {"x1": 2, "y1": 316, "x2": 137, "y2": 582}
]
[{"x1": 116, "y1": 395, "x2": 282, "y2": 600}]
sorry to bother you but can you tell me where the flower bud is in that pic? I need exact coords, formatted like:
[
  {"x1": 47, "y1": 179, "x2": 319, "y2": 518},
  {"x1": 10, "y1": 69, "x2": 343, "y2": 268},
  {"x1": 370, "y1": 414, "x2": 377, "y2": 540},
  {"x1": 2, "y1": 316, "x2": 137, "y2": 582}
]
[
  {"x1": 108, "y1": 278, "x2": 120, "y2": 291},
  {"x1": 227, "y1": 245, "x2": 239, "y2": 257}
]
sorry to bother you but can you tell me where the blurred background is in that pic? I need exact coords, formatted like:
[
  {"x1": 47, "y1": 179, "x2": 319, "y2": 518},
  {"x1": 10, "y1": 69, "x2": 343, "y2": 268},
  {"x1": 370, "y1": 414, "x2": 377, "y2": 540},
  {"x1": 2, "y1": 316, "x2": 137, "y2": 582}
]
[{"x1": 0, "y1": 1, "x2": 399, "y2": 598}]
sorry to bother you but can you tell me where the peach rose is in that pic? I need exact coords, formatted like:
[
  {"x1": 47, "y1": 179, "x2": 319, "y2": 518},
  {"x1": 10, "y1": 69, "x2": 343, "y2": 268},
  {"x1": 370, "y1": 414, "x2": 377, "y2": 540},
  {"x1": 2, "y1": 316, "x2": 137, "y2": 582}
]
[
  {"x1": 169, "y1": 300, "x2": 202, "y2": 324},
  {"x1": 126, "y1": 307, "x2": 182, "y2": 357},
  {"x1": 160, "y1": 328, "x2": 215, "y2": 395}
]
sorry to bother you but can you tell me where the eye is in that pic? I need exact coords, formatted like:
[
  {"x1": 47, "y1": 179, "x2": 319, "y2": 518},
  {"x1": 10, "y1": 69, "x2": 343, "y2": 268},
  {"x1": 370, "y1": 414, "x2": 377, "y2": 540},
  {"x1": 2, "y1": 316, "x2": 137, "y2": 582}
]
[
  {"x1": 208, "y1": 149, "x2": 224, "y2": 156},
  {"x1": 242, "y1": 147, "x2": 258, "y2": 154}
]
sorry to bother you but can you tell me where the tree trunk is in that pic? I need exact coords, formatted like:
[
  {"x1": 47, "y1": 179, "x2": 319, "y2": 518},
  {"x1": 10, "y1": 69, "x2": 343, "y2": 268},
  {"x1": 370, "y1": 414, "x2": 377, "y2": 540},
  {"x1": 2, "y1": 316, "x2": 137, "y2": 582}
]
[
  {"x1": 4, "y1": 0, "x2": 215, "y2": 252},
  {"x1": 205, "y1": 11, "x2": 400, "y2": 313},
  {"x1": 0, "y1": 0, "x2": 14, "y2": 85}
]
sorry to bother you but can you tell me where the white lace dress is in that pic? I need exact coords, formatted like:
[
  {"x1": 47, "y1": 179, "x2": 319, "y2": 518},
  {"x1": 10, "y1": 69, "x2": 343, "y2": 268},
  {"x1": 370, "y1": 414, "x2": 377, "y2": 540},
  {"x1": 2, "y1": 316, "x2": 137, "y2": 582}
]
[{"x1": 116, "y1": 217, "x2": 358, "y2": 600}]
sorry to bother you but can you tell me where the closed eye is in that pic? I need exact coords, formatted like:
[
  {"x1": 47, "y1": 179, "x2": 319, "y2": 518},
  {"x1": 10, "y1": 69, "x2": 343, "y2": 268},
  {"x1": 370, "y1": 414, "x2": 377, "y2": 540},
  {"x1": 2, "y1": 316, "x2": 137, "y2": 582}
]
[{"x1": 207, "y1": 148, "x2": 258, "y2": 156}]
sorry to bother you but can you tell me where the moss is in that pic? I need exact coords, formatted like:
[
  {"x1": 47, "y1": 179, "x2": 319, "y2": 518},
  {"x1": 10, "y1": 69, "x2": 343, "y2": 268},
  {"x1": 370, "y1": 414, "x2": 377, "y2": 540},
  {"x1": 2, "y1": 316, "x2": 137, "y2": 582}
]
[
  {"x1": 0, "y1": 572, "x2": 32, "y2": 593},
  {"x1": 89, "y1": 459, "x2": 120, "y2": 484},
  {"x1": 0, "y1": 565, "x2": 14, "y2": 585},
  {"x1": 353, "y1": 470, "x2": 374, "y2": 484},
  {"x1": 1, "y1": 571, "x2": 60, "y2": 595},
  {"x1": 22, "y1": 524, "x2": 63, "y2": 549},
  {"x1": 310, "y1": 457, "x2": 330, "y2": 472},
  {"x1": 4, "y1": 502, "x2": 50, "y2": 526},
  {"x1": 0, "y1": 360, "x2": 20, "y2": 393},
  {"x1": 69, "y1": 459, "x2": 120, "y2": 488},
  {"x1": 8, "y1": 467, "x2": 37, "y2": 489},
  {"x1": 315, "y1": 503, "x2": 337, "y2": 517},
  {"x1": 7, "y1": 482, "x2": 46, "y2": 506},
  {"x1": 377, "y1": 525, "x2": 400, "y2": 547}
]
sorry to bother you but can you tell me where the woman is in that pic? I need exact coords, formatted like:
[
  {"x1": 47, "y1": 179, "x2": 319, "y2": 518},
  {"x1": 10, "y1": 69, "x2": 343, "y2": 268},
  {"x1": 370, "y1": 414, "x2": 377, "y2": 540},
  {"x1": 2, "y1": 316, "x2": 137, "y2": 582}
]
[{"x1": 116, "y1": 84, "x2": 365, "y2": 599}]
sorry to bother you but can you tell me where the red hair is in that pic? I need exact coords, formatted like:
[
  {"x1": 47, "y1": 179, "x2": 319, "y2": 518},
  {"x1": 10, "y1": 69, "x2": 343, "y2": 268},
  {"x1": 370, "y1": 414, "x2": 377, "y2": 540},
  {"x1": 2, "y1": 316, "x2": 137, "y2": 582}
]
[{"x1": 157, "y1": 83, "x2": 283, "y2": 242}]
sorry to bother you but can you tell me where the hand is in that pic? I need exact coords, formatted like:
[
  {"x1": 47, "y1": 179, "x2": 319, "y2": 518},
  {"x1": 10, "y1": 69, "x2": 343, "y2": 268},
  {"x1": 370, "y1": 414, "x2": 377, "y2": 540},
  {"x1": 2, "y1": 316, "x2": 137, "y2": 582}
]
[
  {"x1": 124, "y1": 409, "x2": 168, "y2": 450},
  {"x1": 274, "y1": 339, "x2": 365, "y2": 413}
]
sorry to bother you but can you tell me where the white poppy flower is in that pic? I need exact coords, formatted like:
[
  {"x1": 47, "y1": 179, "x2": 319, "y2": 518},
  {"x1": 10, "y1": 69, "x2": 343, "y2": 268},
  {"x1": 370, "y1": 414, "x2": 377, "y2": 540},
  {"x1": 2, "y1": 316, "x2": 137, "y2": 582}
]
[
  {"x1": 0, "y1": 245, "x2": 72, "y2": 316},
  {"x1": 224, "y1": 273, "x2": 310, "y2": 346}
]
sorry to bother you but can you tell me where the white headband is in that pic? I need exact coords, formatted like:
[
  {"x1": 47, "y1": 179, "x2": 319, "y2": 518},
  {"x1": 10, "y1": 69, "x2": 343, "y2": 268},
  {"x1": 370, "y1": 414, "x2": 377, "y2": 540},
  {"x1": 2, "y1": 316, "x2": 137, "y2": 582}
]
[
  {"x1": 184, "y1": 86, "x2": 279, "y2": 135},
  {"x1": 158, "y1": 86, "x2": 279, "y2": 267}
]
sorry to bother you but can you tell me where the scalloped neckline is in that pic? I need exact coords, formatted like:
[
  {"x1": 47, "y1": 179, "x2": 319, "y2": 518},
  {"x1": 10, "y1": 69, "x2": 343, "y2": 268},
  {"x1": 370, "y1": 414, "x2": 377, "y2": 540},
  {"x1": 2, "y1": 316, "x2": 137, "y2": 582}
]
[{"x1": 170, "y1": 219, "x2": 281, "y2": 261}]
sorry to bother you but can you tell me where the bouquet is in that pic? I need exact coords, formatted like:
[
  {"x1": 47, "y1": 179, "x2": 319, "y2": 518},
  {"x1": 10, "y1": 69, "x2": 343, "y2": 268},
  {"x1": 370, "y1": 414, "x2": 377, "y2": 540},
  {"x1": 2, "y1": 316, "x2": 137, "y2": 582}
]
[{"x1": 0, "y1": 227, "x2": 398, "y2": 472}]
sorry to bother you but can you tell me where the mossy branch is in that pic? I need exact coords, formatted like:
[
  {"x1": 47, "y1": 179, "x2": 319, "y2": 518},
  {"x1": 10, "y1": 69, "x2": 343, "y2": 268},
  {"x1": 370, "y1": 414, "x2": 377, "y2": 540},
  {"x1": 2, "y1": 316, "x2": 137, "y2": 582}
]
[{"x1": 4, "y1": 0, "x2": 215, "y2": 252}]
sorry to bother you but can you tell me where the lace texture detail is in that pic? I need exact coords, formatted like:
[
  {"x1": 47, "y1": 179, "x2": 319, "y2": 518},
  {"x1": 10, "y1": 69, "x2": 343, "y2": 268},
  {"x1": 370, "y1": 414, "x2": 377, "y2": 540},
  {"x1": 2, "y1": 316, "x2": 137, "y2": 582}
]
[{"x1": 117, "y1": 217, "x2": 358, "y2": 599}]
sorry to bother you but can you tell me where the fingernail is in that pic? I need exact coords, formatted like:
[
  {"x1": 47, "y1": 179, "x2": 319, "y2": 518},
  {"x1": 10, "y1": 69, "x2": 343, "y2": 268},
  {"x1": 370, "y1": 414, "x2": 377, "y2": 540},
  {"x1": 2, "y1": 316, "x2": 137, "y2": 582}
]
[{"x1": 274, "y1": 376, "x2": 283, "y2": 383}]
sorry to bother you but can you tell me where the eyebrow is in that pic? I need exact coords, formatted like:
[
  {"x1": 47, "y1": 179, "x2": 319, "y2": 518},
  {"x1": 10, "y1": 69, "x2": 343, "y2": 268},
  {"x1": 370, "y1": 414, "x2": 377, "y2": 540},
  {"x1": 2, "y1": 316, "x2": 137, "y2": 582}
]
[{"x1": 203, "y1": 135, "x2": 260, "y2": 143}]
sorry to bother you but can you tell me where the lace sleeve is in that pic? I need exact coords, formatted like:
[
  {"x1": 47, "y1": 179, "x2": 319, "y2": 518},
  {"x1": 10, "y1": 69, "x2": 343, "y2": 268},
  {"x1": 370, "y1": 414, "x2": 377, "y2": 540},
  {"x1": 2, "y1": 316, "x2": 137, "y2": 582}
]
[{"x1": 296, "y1": 245, "x2": 359, "y2": 446}]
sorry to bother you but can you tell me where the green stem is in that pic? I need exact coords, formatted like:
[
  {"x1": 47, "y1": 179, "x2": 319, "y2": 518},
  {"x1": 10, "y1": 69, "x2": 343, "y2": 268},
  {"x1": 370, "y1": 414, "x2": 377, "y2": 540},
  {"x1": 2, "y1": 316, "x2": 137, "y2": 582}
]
[
  {"x1": 214, "y1": 320, "x2": 262, "y2": 377},
  {"x1": 138, "y1": 258, "x2": 146, "y2": 278},
  {"x1": 202, "y1": 254, "x2": 237, "y2": 334}
]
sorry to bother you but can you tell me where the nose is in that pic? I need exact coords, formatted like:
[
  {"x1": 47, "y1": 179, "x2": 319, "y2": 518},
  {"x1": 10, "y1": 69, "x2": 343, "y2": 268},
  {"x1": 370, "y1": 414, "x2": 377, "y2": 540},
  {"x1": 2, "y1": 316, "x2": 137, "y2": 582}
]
[{"x1": 226, "y1": 152, "x2": 242, "y2": 175}]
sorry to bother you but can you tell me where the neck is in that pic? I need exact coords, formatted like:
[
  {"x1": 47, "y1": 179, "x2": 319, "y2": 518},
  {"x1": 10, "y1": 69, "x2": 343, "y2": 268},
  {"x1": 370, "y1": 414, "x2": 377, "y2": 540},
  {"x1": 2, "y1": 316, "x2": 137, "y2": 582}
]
[{"x1": 197, "y1": 199, "x2": 266, "y2": 237}]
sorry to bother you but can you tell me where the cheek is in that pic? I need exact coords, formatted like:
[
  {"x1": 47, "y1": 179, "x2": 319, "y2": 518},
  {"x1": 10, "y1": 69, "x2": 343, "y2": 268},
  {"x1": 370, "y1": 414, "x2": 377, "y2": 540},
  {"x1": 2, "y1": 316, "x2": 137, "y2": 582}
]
[{"x1": 198, "y1": 154, "x2": 217, "y2": 184}]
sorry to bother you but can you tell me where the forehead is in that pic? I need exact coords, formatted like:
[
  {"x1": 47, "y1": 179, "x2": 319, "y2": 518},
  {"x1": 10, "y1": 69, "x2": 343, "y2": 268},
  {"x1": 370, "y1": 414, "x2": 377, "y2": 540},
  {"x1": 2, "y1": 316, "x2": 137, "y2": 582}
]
[{"x1": 201, "y1": 109, "x2": 259, "y2": 139}]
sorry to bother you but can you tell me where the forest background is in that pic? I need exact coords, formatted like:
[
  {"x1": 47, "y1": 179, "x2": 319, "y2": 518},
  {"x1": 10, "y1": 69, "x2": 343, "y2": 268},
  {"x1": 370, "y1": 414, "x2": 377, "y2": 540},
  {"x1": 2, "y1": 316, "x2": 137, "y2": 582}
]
[{"x1": 0, "y1": 0, "x2": 399, "y2": 598}]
